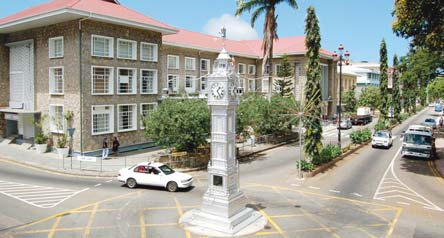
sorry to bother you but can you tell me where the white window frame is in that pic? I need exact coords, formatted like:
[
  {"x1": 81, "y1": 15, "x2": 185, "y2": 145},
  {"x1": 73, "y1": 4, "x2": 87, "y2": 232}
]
[
  {"x1": 140, "y1": 42, "x2": 158, "y2": 62},
  {"x1": 140, "y1": 103, "x2": 158, "y2": 129},
  {"x1": 200, "y1": 76, "x2": 208, "y2": 91},
  {"x1": 262, "y1": 78, "x2": 269, "y2": 93},
  {"x1": 200, "y1": 59, "x2": 210, "y2": 71},
  {"x1": 117, "y1": 104, "x2": 137, "y2": 132},
  {"x1": 91, "y1": 35, "x2": 114, "y2": 58},
  {"x1": 49, "y1": 104, "x2": 64, "y2": 134},
  {"x1": 117, "y1": 38, "x2": 137, "y2": 60},
  {"x1": 185, "y1": 57, "x2": 196, "y2": 70},
  {"x1": 140, "y1": 69, "x2": 158, "y2": 94},
  {"x1": 185, "y1": 75, "x2": 196, "y2": 93},
  {"x1": 49, "y1": 66, "x2": 64, "y2": 95},
  {"x1": 167, "y1": 74, "x2": 179, "y2": 92},
  {"x1": 91, "y1": 66, "x2": 114, "y2": 95},
  {"x1": 248, "y1": 64, "x2": 256, "y2": 75},
  {"x1": 48, "y1": 36, "x2": 64, "y2": 58},
  {"x1": 320, "y1": 64, "x2": 329, "y2": 100},
  {"x1": 275, "y1": 64, "x2": 283, "y2": 76},
  {"x1": 248, "y1": 78, "x2": 256, "y2": 92},
  {"x1": 238, "y1": 63, "x2": 246, "y2": 74},
  {"x1": 167, "y1": 55, "x2": 179, "y2": 69},
  {"x1": 91, "y1": 105, "x2": 114, "y2": 135},
  {"x1": 117, "y1": 67, "x2": 137, "y2": 95}
]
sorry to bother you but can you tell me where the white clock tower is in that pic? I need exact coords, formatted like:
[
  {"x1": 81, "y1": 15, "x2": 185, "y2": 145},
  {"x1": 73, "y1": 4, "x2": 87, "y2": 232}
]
[{"x1": 180, "y1": 48, "x2": 266, "y2": 236}]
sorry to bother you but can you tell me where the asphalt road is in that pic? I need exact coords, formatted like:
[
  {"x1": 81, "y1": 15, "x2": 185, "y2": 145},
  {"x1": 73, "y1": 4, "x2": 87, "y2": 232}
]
[{"x1": 1, "y1": 108, "x2": 443, "y2": 238}]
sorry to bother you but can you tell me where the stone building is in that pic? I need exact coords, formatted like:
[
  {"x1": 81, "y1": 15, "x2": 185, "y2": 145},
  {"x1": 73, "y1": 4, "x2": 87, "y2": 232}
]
[{"x1": 0, "y1": 0, "x2": 338, "y2": 154}]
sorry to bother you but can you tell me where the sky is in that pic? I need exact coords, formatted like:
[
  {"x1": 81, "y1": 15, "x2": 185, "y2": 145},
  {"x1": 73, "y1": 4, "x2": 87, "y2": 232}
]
[{"x1": 0, "y1": 0, "x2": 410, "y2": 64}]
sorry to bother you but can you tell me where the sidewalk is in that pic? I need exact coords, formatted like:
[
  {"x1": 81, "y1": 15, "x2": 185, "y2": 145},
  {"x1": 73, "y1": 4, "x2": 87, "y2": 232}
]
[
  {"x1": 434, "y1": 138, "x2": 444, "y2": 178},
  {"x1": 0, "y1": 123, "x2": 337, "y2": 178}
]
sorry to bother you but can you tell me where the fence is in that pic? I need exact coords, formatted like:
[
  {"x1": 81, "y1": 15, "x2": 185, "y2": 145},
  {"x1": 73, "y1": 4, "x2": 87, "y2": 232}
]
[{"x1": 61, "y1": 155, "x2": 153, "y2": 172}]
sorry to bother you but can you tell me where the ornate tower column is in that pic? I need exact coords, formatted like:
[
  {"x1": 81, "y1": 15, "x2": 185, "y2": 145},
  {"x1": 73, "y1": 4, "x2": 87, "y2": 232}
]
[{"x1": 180, "y1": 48, "x2": 265, "y2": 236}]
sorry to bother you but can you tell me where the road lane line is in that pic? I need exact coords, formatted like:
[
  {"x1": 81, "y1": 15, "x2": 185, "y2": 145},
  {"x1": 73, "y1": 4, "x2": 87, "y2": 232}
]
[
  {"x1": 94, "y1": 183, "x2": 102, "y2": 187},
  {"x1": 428, "y1": 160, "x2": 444, "y2": 184},
  {"x1": 84, "y1": 203, "x2": 99, "y2": 237},
  {"x1": 47, "y1": 216, "x2": 61, "y2": 238},
  {"x1": 373, "y1": 147, "x2": 402, "y2": 200},
  {"x1": 19, "y1": 192, "x2": 76, "y2": 198},
  {"x1": 106, "y1": 180, "x2": 113, "y2": 183},
  {"x1": 329, "y1": 189, "x2": 340, "y2": 193},
  {"x1": 351, "y1": 193, "x2": 363, "y2": 197},
  {"x1": 309, "y1": 186, "x2": 320, "y2": 190},
  {"x1": 376, "y1": 190, "x2": 416, "y2": 196},
  {"x1": 396, "y1": 202, "x2": 410, "y2": 206},
  {"x1": 386, "y1": 208, "x2": 402, "y2": 237},
  {"x1": 174, "y1": 197, "x2": 191, "y2": 238}
]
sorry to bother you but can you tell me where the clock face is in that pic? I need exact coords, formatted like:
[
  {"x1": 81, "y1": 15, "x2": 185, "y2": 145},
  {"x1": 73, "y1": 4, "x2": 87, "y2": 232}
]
[{"x1": 211, "y1": 82, "x2": 225, "y2": 99}]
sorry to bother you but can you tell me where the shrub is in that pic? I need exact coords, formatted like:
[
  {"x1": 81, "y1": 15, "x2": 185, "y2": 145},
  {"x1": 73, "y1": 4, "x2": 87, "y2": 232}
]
[
  {"x1": 398, "y1": 113, "x2": 410, "y2": 122},
  {"x1": 296, "y1": 160, "x2": 315, "y2": 171},
  {"x1": 350, "y1": 128, "x2": 372, "y2": 144},
  {"x1": 56, "y1": 134, "x2": 68, "y2": 148},
  {"x1": 314, "y1": 144, "x2": 342, "y2": 165},
  {"x1": 34, "y1": 133, "x2": 48, "y2": 144}
]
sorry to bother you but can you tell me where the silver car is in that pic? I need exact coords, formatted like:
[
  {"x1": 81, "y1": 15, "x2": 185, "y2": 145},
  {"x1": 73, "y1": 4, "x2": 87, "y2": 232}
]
[
  {"x1": 339, "y1": 119, "x2": 352, "y2": 129},
  {"x1": 422, "y1": 118, "x2": 437, "y2": 129}
]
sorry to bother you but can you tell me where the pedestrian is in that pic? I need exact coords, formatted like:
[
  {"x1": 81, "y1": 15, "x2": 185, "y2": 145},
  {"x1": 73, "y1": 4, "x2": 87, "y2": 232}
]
[
  {"x1": 439, "y1": 117, "x2": 443, "y2": 128},
  {"x1": 102, "y1": 137, "x2": 109, "y2": 160},
  {"x1": 112, "y1": 136, "x2": 120, "y2": 157}
]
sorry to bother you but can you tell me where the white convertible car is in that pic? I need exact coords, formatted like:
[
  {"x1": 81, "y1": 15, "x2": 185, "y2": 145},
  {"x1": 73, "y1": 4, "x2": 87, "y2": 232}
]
[{"x1": 117, "y1": 162, "x2": 193, "y2": 192}]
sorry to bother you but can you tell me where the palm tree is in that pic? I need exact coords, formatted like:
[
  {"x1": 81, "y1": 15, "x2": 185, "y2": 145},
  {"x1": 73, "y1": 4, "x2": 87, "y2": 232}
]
[{"x1": 235, "y1": 0, "x2": 298, "y2": 100}]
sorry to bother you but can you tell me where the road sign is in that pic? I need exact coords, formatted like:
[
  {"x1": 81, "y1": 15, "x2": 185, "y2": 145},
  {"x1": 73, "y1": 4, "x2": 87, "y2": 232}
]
[{"x1": 76, "y1": 156, "x2": 97, "y2": 162}]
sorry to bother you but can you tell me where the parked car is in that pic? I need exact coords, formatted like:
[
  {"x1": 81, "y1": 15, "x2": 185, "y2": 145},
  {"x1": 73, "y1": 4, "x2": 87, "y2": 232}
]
[
  {"x1": 422, "y1": 118, "x2": 437, "y2": 129},
  {"x1": 372, "y1": 130, "x2": 393, "y2": 149},
  {"x1": 339, "y1": 119, "x2": 352, "y2": 129},
  {"x1": 117, "y1": 162, "x2": 193, "y2": 192},
  {"x1": 435, "y1": 104, "x2": 442, "y2": 112}
]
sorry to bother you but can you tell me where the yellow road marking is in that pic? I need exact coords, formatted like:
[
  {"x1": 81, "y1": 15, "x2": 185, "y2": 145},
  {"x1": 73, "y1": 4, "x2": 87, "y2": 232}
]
[
  {"x1": 47, "y1": 216, "x2": 61, "y2": 238},
  {"x1": 11, "y1": 226, "x2": 115, "y2": 235},
  {"x1": 257, "y1": 208, "x2": 285, "y2": 237},
  {"x1": 174, "y1": 197, "x2": 191, "y2": 238},
  {"x1": 428, "y1": 160, "x2": 444, "y2": 184},
  {"x1": 386, "y1": 207, "x2": 402, "y2": 237},
  {"x1": 139, "y1": 210, "x2": 146, "y2": 238},
  {"x1": 269, "y1": 214, "x2": 305, "y2": 218},
  {"x1": 131, "y1": 223, "x2": 178, "y2": 227},
  {"x1": 84, "y1": 203, "x2": 99, "y2": 237},
  {"x1": 354, "y1": 227, "x2": 377, "y2": 238}
]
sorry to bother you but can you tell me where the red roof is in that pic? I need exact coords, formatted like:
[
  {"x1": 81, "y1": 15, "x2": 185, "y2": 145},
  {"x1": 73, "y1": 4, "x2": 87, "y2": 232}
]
[
  {"x1": 163, "y1": 29, "x2": 335, "y2": 58},
  {"x1": 0, "y1": 0, "x2": 176, "y2": 34}
]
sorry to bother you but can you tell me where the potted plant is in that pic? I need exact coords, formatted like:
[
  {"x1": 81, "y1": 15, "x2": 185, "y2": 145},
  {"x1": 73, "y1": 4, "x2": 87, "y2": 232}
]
[
  {"x1": 34, "y1": 133, "x2": 48, "y2": 153},
  {"x1": 56, "y1": 134, "x2": 69, "y2": 158},
  {"x1": 34, "y1": 115, "x2": 48, "y2": 154}
]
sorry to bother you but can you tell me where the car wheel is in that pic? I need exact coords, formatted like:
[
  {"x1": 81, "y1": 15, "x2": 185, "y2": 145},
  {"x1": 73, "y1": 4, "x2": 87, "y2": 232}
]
[
  {"x1": 127, "y1": 178, "x2": 137, "y2": 189},
  {"x1": 372, "y1": 145, "x2": 375, "y2": 148},
  {"x1": 166, "y1": 181, "x2": 178, "y2": 192}
]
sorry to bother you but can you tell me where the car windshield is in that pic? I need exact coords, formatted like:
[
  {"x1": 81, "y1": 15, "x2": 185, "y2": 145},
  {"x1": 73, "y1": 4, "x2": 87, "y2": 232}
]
[
  {"x1": 404, "y1": 134, "x2": 432, "y2": 145},
  {"x1": 375, "y1": 132, "x2": 388, "y2": 138},
  {"x1": 425, "y1": 119, "x2": 435, "y2": 123},
  {"x1": 158, "y1": 165, "x2": 175, "y2": 175}
]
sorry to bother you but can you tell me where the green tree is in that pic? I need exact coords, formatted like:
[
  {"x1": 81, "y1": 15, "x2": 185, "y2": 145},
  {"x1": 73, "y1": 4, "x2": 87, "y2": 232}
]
[
  {"x1": 392, "y1": 55, "x2": 401, "y2": 121},
  {"x1": 428, "y1": 77, "x2": 444, "y2": 102},
  {"x1": 393, "y1": 0, "x2": 444, "y2": 53},
  {"x1": 379, "y1": 39, "x2": 389, "y2": 120},
  {"x1": 235, "y1": 0, "x2": 298, "y2": 100},
  {"x1": 303, "y1": 7, "x2": 323, "y2": 161},
  {"x1": 358, "y1": 86, "x2": 381, "y2": 110},
  {"x1": 274, "y1": 55, "x2": 294, "y2": 97},
  {"x1": 342, "y1": 85, "x2": 357, "y2": 113},
  {"x1": 144, "y1": 99, "x2": 210, "y2": 152}
]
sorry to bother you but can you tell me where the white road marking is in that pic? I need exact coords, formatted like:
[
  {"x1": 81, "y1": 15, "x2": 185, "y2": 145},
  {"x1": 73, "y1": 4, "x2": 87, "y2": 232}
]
[
  {"x1": 106, "y1": 180, "x2": 113, "y2": 183},
  {"x1": 373, "y1": 147, "x2": 443, "y2": 211},
  {"x1": 94, "y1": 183, "x2": 102, "y2": 187},
  {"x1": 329, "y1": 189, "x2": 341, "y2": 193},
  {"x1": 290, "y1": 184, "x2": 300, "y2": 187},
  {"x1": 0, "y1": 180, "x2": 88, "y2": 209},
  {"x1": 397, "y1": 201, "x2": 410, "y2": 206},
  {"x1": 309, "y1": 186, "x2": 320, "y2": 190},
  {"x1": 351, "y1": 192, "x2": 363, "y2": 197}
]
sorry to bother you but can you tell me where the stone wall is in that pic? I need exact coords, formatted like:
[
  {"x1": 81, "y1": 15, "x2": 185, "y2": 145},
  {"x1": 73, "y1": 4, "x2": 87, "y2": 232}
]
[
  {"x1": 0, "y1": 112, "x2": 5, "y2": 138},
  {"x1": 0, "y1": 34, "x2": 9, "y2": 107}
]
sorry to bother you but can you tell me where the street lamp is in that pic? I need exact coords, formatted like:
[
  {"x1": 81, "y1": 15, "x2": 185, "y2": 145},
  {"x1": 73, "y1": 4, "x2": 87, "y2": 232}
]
[{"x1": 332, "y1": 44, "x2": 350, "y2": 148}]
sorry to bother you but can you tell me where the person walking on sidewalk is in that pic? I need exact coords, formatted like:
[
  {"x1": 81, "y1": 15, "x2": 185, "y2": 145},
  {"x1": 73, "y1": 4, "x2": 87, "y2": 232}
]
[
  {"x1": 102, "y1": 137, "x2": 109, "y2": 160},
  {"x1": 112, "y1": 136, "x2": 120, "y2": 157}
]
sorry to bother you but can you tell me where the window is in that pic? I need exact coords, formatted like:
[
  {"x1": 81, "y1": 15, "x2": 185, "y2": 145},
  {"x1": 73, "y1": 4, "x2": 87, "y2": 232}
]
[
  {"x1": 238, "y1": 63, "x2": 246, "y2": 74},
  {"x1": 167, "y1": 55, "x2": 179, "y2": 69},
  {"x1": 140, "y1": 103, "x2": 157, "y2": 129},
  {"x1": 262, "y1": 78, "x2": 269, "y2": 93},
  {"x1": 200, "y1": 76, "x2": 207, "y2": 91},
  {"x1": 248, "y1": 78, "x2": 255, "y2": 92},
  {"x1": 167, "y1": 74, "x2": 178, "y2": 92},
  {"x1": 92, "y1": 35, "x2": 113, "y2": 57},
  {"x1": 320, "y1": 64, "x2": 329, "y2": 100},
  {"x1": 92, "y1": 66, "x2": 114, "y2": 95},
  {"x1": 92, "y1": 105, "x2": 114, "y2": 135},
  {"x1": 185, "y1": 57, "x2": 196, "y2": 70},
  {"x1": 117, "y1": 68, "x2": 137, "y2": 94},
  {"x1": 49, "y1": 105, "x2": 64, "y2": 133},
  {"x1": 140, "y1": 69, "x2": 157, "y2": 94},
  {"x1": 49, "y1": 67, "x2": 64, "y2": 95},
  {"x1": 49, "y1": 36, "x2": 63, "y2": 58},
  {"x1": 248, "y1": 65, "x2": 256, "y2": 75},
  {"x1": 201, "y1": 59, "x2": 210, "y2": 71},
  {"x1": 275, "y1": 64, "x2": 283, "y2": 76},
  {"x1": 140, "y1": 42, "x2": 158, "y2": 62},
  {"x1": 117, "y1": 39, "x2": 137, "y2": 60},
  {"x1": 118, "y1": 104, "x2": 137, "y2": 132},
  {"x1": 185, "y1": 75, "x2": 196, "y2": 93}
]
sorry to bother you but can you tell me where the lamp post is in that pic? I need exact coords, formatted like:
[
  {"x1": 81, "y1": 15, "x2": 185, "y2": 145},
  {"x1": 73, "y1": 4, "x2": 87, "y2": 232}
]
[{"x1": 332, "y1": 44, "x2": 350, "y2": 148}]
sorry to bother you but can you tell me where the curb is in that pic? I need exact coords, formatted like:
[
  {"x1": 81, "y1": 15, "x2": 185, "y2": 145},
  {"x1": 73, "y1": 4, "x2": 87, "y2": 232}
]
[{"x1": 306, "y1": 141, "x2": 371, "y2": 177}]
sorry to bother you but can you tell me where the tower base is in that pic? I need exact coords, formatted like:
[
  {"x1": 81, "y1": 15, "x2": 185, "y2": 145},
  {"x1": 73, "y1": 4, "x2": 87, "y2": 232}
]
[{"x1": 180, "y1": 207, "x2": 266, "y2": 237}]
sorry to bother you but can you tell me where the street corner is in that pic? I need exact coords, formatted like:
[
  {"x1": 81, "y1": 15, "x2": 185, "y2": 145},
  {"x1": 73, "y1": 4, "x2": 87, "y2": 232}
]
[{"x1": 5, "y1": 183, "x2": 403, "y2": 238}]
